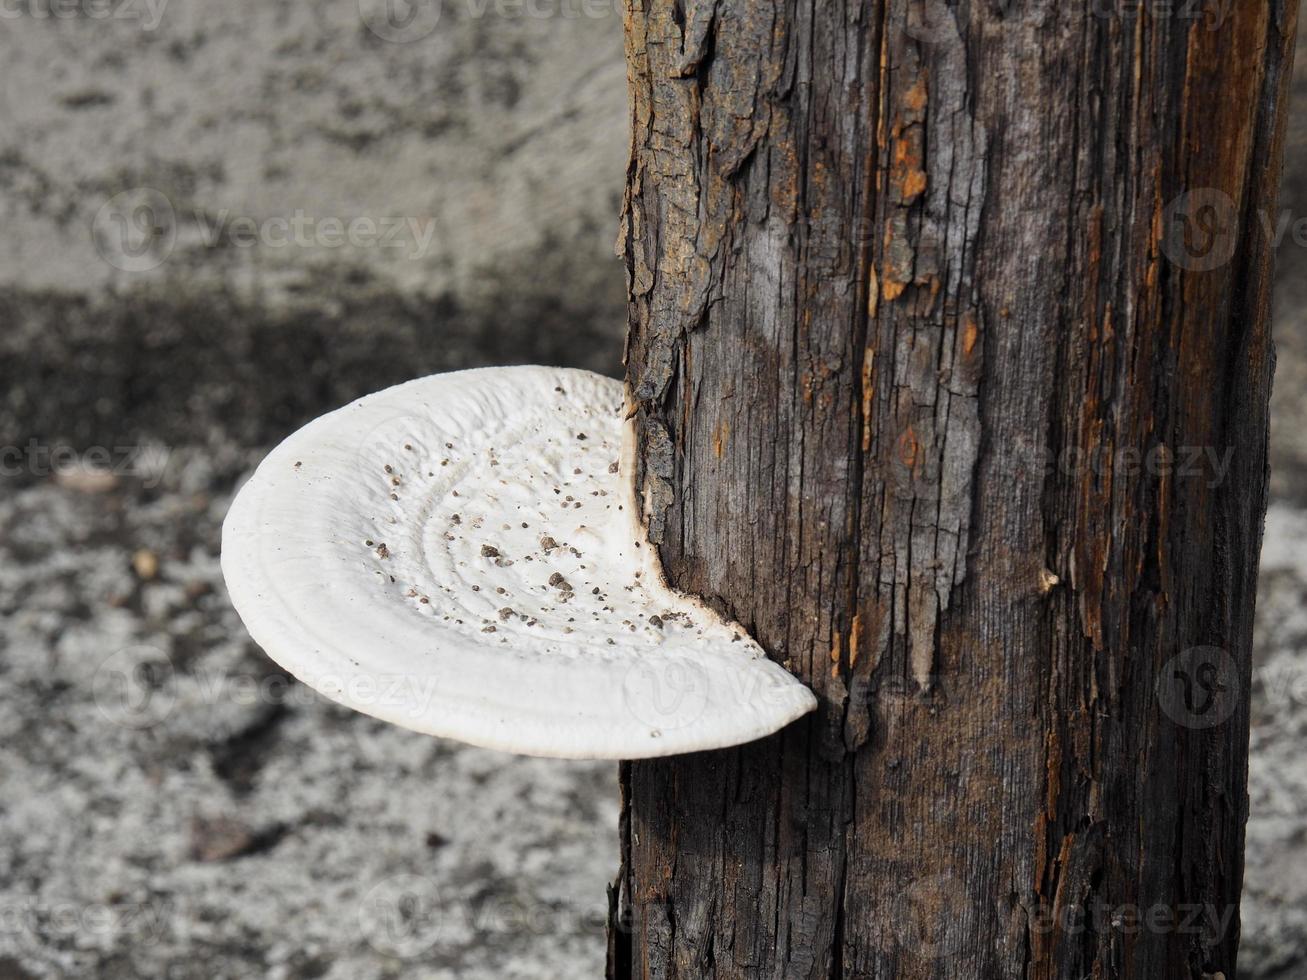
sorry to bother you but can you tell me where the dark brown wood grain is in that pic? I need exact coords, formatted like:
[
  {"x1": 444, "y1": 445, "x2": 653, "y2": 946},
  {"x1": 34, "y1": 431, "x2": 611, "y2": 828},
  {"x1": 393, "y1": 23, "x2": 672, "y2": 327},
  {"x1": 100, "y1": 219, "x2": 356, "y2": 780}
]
[{"x1": 608, "y1": 1, "x2": 1299, "y2": 977}]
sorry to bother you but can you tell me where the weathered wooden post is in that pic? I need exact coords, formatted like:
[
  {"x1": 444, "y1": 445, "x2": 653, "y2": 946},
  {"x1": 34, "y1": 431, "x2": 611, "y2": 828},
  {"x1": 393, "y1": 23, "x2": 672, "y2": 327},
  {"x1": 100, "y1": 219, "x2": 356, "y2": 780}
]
[{"x1": 609, "y1": 1, "x2": 1298, "y2": 976}]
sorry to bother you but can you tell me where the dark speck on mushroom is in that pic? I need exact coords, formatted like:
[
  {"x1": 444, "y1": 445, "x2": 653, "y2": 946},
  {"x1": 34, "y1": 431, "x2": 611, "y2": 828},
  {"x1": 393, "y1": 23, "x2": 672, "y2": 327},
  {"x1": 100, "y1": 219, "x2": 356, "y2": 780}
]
[{"x1": 481, "y1": 545, "x2": 500, "y2": 558}]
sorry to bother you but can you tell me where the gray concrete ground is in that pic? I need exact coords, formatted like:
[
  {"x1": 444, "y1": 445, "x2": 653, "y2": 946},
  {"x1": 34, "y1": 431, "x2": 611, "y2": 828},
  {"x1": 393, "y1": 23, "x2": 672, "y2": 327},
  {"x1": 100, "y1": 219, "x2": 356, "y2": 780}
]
[
  {"x1": 2, "y1": 1, "x2": 1307, "y2": 977},
  {"x1": 0, "y1": 448, "x2": 619, "y2": 979}
]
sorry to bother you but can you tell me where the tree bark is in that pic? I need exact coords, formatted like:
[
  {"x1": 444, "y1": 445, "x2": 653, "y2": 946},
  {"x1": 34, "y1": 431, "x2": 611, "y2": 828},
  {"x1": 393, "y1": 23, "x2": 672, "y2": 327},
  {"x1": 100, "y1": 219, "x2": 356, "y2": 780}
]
[{"x1": 608, "y1": 1, "x2": 1298, "y2": 978}]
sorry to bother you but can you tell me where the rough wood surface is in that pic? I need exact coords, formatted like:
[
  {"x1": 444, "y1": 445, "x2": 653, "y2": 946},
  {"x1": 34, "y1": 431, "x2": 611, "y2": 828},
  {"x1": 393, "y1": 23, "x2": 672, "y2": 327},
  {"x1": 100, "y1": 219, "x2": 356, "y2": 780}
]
[{"x1": 610, "y1": 1, "x2": 1299, "y2": 977}]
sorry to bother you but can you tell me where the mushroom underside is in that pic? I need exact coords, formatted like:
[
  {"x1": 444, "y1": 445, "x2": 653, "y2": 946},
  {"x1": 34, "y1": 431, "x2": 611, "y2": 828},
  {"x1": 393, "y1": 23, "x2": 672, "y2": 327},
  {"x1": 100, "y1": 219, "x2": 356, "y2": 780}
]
[{"x1": 221, "y1": 365, "x2": 815, "y2": 759}]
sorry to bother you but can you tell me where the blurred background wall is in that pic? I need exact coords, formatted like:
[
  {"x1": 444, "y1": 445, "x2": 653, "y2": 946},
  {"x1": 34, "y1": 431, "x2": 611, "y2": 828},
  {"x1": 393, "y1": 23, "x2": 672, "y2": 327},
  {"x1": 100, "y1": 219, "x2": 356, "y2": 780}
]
[
  {"x1": 1, "y1": 2, "x2": 1306, "y2": 978},
  {"x1": 0, "y1": 0, "x2": 628, "y2": 455}
]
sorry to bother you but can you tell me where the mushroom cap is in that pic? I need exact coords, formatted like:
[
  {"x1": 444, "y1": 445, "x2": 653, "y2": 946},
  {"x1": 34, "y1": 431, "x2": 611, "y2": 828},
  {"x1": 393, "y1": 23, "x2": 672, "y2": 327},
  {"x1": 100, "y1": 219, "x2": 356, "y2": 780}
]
[{"x1": 221, "y1": 366, "x2": 815, "y2": 759}]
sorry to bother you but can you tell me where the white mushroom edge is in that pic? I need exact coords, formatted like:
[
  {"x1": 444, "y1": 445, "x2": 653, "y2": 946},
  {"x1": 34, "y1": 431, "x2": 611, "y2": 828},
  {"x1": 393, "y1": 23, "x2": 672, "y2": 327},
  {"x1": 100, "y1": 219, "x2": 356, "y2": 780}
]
[{"x1": 221, "y1": 365, "x2": 816, "y2": 759}]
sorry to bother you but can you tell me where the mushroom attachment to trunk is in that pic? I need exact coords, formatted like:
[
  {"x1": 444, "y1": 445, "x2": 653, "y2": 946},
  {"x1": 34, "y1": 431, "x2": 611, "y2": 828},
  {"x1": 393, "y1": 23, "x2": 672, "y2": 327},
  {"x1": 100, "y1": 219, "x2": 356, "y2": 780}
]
[{"x1": 221, "y1": 366, "x2": 816, "y2": 759}]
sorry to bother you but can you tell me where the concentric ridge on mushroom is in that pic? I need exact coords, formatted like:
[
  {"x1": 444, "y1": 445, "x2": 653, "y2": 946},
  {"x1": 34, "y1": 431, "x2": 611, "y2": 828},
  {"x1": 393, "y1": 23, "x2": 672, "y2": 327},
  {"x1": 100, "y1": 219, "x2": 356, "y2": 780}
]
[{"x1": 221, "y1": 365, "x2": 816, "y2": 759}]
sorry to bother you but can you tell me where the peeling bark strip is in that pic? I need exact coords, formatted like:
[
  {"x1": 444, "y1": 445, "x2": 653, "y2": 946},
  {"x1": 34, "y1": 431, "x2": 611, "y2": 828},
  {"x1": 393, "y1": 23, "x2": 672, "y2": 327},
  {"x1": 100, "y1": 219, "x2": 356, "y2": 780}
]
[{"x1": 611, "y1": 1, "x2": 1296, "y2": 978}]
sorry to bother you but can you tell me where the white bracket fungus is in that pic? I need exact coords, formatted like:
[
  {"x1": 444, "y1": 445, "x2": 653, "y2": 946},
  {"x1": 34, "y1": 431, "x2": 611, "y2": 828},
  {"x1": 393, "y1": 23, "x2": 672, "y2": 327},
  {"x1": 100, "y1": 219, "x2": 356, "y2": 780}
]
[{"x1": 221, "y1": 366, "x2": 816, "y2": 759}]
